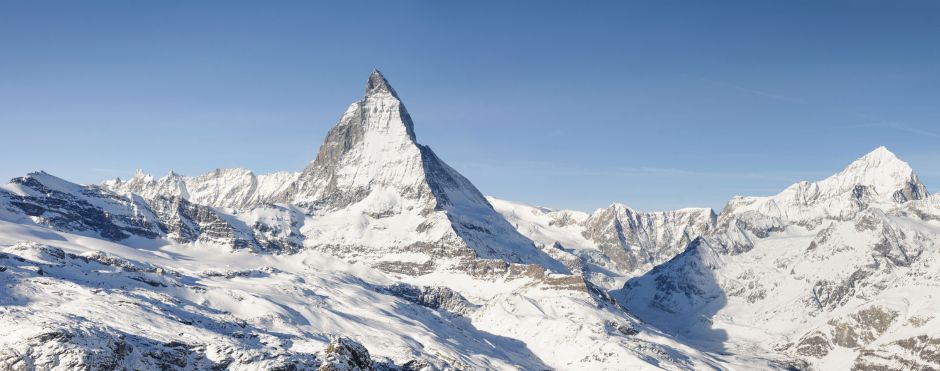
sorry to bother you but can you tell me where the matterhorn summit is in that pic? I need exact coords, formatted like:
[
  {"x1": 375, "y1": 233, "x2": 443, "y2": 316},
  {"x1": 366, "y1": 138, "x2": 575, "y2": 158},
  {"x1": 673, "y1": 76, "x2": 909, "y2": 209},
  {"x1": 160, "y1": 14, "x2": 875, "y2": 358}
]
[
  {"x1": 274, "y1": 70, "x2": 565, "y2": 273},
  {"x1": 105, "y1": 70, "x2": 565, "y2": 275},
  {"x1": 282, "y1": 69, "x2": 422, "y2": 206}
]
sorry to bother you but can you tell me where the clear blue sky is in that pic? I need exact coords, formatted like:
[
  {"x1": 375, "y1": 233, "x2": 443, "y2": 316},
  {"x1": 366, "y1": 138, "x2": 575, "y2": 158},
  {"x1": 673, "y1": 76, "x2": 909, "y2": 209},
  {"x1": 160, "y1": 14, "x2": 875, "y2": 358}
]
[{"x1": 2, "y1": 1, "x2": 939, "y2": 212}]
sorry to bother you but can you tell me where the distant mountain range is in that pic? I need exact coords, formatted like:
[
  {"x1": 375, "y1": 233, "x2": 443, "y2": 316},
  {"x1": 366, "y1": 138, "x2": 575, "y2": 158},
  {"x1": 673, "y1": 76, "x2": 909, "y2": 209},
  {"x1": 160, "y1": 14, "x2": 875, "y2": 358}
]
[{"x1": 1, "y1": 71, "x2": 936, "y2": 370}]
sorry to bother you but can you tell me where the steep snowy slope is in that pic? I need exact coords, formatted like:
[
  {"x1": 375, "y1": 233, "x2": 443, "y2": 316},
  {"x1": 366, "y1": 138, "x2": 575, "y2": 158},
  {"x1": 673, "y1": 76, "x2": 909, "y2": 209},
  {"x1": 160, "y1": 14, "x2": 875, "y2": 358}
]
[
  {"x1": 0, "y1": 218, "x2": 788, "y2": 370},
  {"x1": 618, "y1": 147, "x2": 940, "y2": 370},
  {"x1": 0, "y1": 220, "x2": 543, "y2": 370},
  {"x1": 489, "y1": 197, "x2": 715, "y2": 290}
]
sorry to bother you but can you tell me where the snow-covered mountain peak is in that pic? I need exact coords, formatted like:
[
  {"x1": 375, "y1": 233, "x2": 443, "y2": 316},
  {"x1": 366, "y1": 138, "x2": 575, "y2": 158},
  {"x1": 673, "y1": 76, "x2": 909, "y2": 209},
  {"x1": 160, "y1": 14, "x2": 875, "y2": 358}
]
[
  {"x1": 723, "y1": 147, "x2": 928, "y2": 225},
  {"x1": 5, "y1": 171, "x2": 91, "y2": 196},
  {"x1": 285, "y1": 71, "x2": 432, "y2": 207},
  {"x1": 603, "y1": 202, "x2": 634, "y2": 213},
  {"x1": 779, "y1": 146, "x2": 925, "y2": 203},
  {"x1": 262, "y1": 71, "x2": 567, "y2": 273},
  {"x1": 857, "y1": 145, "x2": 897, "y2": 162},
  {"x1": 621, "y1": 149, "x2": 940, "y2": 369},
  {"x1": 826, "y1": 146, "x2": 925, "y2": 199},
  {"x1": 94, "y1": 71, "x2": 566, "y2": 274},
  {"x1": 365, "y1": 69, "x2": 400, "y2": 99},
  {"x1": 132, "y1": 169, "x2": 153, "y2": 182}
]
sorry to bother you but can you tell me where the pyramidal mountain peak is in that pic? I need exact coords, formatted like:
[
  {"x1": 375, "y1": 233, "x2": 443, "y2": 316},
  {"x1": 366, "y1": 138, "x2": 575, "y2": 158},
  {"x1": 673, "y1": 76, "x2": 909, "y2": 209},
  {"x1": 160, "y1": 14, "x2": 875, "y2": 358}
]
[
  {"x1": 282, "y1": 71, "x2": 565, "y2": 272},
  {"x1": 838, "y1": 146, "x2": 913, "y2": 178},
  {"x1": 102, "y1": 70, "x2": 567, "y2": 274},
  {"x1": 860, "y1": 145, "x2": 896, "y2": 161},
  {"x1": 365, "y1": 69, "x2": 399, "y2": 98},
  {"x1": 801, "y1": 146, "x2": 927, "y2": 203},
  {"x1": 830, "y1": 146, "x2": 927, "y2": 199},
  {"x1": 722, "y1": 146, "x2": 928, "y2": 224}
]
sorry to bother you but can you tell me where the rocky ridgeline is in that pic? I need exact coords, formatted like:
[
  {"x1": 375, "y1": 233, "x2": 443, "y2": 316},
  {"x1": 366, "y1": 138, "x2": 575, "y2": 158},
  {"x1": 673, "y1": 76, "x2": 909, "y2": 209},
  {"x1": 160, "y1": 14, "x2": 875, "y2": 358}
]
[
  {"x1": 1, "y1": 172, "x2": 302, "y2": 252},
  {"x1": 617, "y1": 147, "x2": 940, "y2": 370},
  {"x1": 0, "y1": 329, "x2": 427, "y2": 371}
]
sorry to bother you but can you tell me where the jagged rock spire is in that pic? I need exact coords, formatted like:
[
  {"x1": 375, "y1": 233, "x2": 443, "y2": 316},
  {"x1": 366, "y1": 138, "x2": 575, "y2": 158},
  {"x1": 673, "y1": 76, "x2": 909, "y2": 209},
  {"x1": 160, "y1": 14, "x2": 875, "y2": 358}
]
[{"x1": 365, "y1": 69, "x2": 399, "y2": 98}]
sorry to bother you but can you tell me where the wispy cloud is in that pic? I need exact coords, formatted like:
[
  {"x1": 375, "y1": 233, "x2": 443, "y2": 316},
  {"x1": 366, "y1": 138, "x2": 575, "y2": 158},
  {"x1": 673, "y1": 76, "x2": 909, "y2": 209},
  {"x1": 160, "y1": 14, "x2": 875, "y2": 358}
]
[
  {"x1": 829, "y1": 121, "x2": 940, "y2": 141},
  {"x1": 700, "y1": 77, "x2": 940, "y2": 142},
  {"x1": 879, "y1": 122, "x2": 940, "y2": 139},
  {"x1": 698, "y1": 77, "x2": 801, "y2": 102},
  {"x1": 455, "y1": 160, "x2": 826, "y2": 183}
]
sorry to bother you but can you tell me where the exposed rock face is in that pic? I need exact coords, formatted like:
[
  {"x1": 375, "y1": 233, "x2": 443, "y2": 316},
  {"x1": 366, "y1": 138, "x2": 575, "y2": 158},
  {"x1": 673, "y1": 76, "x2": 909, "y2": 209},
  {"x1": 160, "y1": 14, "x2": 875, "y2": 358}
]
[
  {"x1": 852, "y1": 335, "x2": 940, "y2": 371},
  {"x1": 795, "y1": 331, "x2": 833, "y2": 358},
  {"x1": 581, "y1": 204, "x2": 715, "y2": 274},
  {"x1": 619, "y1": 237, "x2": 725, "y2": 316},
  {"x1": 384, "y1": 283, "x2": 479, "y2": 316},
  {"x1": 0, "y1": 327, "x2": 225, "y2": 371},
  {"x1": 1, "y1": 172, "x2": 163, "y2": 240},
  {"x1": 0, "y1": 172, "x2": 301, "y2": 253},
  {"x1": 489, "y1": 197, "x2": 716, "y2": 291},
  {"x1": 149, "y1": 195, "x2": 255, "y2": 248},
  {"x1": 829, "y1": 306, "x2": 899, "y2": 348},
  {"x1": 319, "y1": 336, "x2": 374, "y2": 371}
]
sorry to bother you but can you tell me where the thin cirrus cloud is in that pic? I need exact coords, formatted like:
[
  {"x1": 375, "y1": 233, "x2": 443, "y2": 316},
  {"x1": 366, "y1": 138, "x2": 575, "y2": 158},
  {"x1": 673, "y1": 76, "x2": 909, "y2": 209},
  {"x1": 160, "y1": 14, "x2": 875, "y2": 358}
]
[
  {"x1": 697, "y1": 77, "x2": 801, "y2": 103},
  {"x1": 700, "y1": 77, "x2": 940, "y2": 141},
  {"x1": 880, "y1": 122, "x2": 940, "y2": 139},
  {"x1": 456, "y1": 159, "x2": 827, "y2": 182}
]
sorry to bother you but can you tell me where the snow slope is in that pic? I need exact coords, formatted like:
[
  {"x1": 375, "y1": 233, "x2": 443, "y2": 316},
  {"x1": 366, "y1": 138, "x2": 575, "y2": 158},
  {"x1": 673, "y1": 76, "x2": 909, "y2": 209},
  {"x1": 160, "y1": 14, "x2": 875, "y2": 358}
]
[
  {"x1": 618, "y1": 147, "x2": 940, "y2": 370},
  {"x1": 0, "y1": 218, "x2": 783, "y2": 370}
]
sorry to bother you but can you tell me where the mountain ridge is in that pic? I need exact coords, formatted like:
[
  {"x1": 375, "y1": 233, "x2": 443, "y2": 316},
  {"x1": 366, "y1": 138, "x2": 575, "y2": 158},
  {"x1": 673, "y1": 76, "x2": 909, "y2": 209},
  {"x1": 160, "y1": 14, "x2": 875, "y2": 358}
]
[{"x1": 617, "y1": 146, "x2": 940, "y2": 370}]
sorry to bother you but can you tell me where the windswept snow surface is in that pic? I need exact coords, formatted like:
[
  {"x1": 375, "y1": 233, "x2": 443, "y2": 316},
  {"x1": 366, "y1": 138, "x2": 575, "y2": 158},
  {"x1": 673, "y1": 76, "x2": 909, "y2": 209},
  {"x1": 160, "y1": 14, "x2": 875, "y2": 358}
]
[{"x1": 0, "y1": 219, "x2": 776, "y2": 370}]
